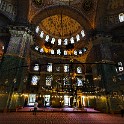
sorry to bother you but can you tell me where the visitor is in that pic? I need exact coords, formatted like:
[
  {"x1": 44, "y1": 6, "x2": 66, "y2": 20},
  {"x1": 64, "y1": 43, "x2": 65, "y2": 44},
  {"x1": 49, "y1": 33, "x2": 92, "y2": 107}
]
[{"x1": 33, "y1": 100, "x2": 38, "y2": 115}]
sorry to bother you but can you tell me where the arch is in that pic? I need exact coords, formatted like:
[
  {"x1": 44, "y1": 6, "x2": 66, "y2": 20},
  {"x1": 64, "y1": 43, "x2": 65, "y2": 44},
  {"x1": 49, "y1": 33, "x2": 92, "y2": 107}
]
[{"x1": 30, "y1": 5, "x2": 92, "y2": 31}]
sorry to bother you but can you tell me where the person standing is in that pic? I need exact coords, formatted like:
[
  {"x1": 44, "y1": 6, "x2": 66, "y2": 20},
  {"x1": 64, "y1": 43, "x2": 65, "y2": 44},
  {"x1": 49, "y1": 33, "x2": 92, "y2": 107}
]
[{"x1": 33, "y1": 100, "x2": 38, "y2": 115}]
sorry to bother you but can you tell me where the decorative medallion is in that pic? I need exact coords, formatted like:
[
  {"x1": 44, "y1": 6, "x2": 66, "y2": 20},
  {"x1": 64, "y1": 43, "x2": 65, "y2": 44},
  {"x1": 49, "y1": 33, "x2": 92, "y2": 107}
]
[
  {"x1": 82, "y1": 0, "x2": 93, "y2": 12},
  {"x1": 33, "y1": 0, "x2": 43, "y2": 6}
]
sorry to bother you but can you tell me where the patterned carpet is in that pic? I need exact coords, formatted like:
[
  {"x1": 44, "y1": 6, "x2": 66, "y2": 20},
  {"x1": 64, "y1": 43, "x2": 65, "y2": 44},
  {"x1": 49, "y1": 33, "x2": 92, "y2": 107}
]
[
  {"x1": 17, "y1": 107, "x2": 100, "y2": 113},
  {"x1": 0, "y1": 112, "x2": 123, "y2": 124}
]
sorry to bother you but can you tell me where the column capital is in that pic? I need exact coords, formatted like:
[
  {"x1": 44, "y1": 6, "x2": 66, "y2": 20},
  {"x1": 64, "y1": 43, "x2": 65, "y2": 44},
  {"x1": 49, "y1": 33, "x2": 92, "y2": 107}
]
[{"x1": 8, "y1": 25, "x2": 34, "y2": 37}]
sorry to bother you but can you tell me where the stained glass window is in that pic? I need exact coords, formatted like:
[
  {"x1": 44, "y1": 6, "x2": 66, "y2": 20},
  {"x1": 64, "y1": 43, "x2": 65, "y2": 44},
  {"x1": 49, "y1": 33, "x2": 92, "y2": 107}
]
[
  {"x1": 40, "y1": 31, "x2": 44, "y2": 38},
  {"x1": 57, "y1": 49, "x2": 61, "y2": 55},
  {"x1": 119, "y1": 13, "x2": 124, "y2": 22},
  {"x1": 81, "y1": 30, "x2": 85, "y2": 37},
  {"x1": 77, "y1": 67, "x2": 82, "y2": 73},
  {"x1": 45, "y1": 35, "x2": 49, "y2": 42},
  {"x1": 83, "y1": 48, "x2": 87, "y2": 52},
  {"x1": 58, "y1": 39, "x2": 62, "y2": 45},
  {"x1": 51, "y1": 49, "x2": 54, "y2": 54},
  {"x1": 51, "y1": 38, "x2": 55, "y2": 44},
  {"x1": 33, "y1": 64, "x2": 39, "y2": 71},
  {"x1": 63, "y1": 39, "x2": 68, "y2": 45},
  {"x1": 35, "y1": 46, "x2": 39, "y2": 51},
  {"x1": 64, "y1": 50, "x2": 67, "y2": 55},
  {"x1": 47, "y1": 63, "x2": 52, "y2": 72},
  {"x1": 79, "y1": 50, "x2": 82, "y2": 54},
  {"x1": 35, "y1": 26, "x2": 40, "y2": 33},
  {"x1": 76, "y1": 34, "x2": 80, "y2": 41},
  {"x1": 64, "y1": 64, "x2": 69, "y2": 72},
  {"x1": 56, "y1": 66, "x2": 60, "y2": 72},
  {"x1": 118, "y1": 62, "x2": 123, "y2": 72},
  {"x1": 77, "y1": 78, "x2": 83, "y2": 86},
  {"x1": 40, "y1": 48, "x2": 44, "y2": 53},
  {"x1": 74, "y1": 50, "x2": 77, "y2": 55},
  {"x1": 63, "y1": 76, "x2": 70, "y2": 85},
  {"x1": 31, "y1": 75, "x2": 39, "y2": 85},
  {"x1": 46, "y1": 75, "x2": 53, "y2": 86},
  {"x1": 70, "y1": 37, "x2": 74, "y2": 44}
]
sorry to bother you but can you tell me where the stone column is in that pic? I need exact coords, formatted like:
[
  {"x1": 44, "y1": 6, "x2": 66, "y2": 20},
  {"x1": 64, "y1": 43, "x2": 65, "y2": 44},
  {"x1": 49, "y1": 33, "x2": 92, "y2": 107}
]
[
  {"x1": 92, "y1": 34, "x2": 120, "y2": 113},
  {"x1": 0, "y1": 26, "x2": 34, "y2": 111},
  {"x1": 92, "y1": 34, "x2": 118, "y2": 92}
]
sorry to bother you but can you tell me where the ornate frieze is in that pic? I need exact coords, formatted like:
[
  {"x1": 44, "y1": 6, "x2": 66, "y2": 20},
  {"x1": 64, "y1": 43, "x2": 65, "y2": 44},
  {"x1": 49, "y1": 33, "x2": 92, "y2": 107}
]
[
  {"x1": 0, "y1": 0, "x2": 17, "y2": 21},
  {"x1": 6, "y1": 26, "x2": 34, "y2": 58}
]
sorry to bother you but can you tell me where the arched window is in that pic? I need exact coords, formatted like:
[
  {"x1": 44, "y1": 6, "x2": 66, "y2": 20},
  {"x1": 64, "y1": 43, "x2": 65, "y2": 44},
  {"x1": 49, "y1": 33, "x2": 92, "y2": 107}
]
[
  {"x1": 83, "y1": 48, "x2": 87, "y2": 52},
  {"x1": 47, "y1": 63, "x2": 52, "y2": 72},
  {"x1": 74, "y1": 50, "x2": 77, "y2": 55},
  {"x1": 77, "y1": 67, "x2": 82, "y2": 73},
  {"x1": 64, "y1": 64, "x2": 69, "y2": 72},
  {"x1": 70, "y1": 37, "x2": 74, "y2": 44},
  {"x1": 46, "y1": 75, "x2": 53, "y2": 86},
  {"x1": 45, "y1": 35, "x2": 49, "y2": 42},
  {"x1": 64, "y1": 50, "x2": 67, "y2": 55},
  {"x1": 76, "y1": 34, "x2": 80, "y2": 42},
  {"x1": 35, "y1": 26, "x2": 40, "y2": 33},
  {"x1": 118, "y1": 62, "x2": 124, "y2": 72},
  {"x1": 63, "y1": 39, "x2": 68, "y2": 45},
  {"x1": 31, "y1": 75, "x2": 39, "y2": 85},
  {"x1": 56, "y1": 66, "x2": 60, "y2": 72},
  {"x1": 40, "y1": 31, "x2": 44, "y2": 38},
  {"x1": 81, "y1": 30, "x2": 85, "y2": 37},
  {"x1": 35, "y1": 46, "x2": 39, "y2": 51},
  {"x1": 63, "y1": 76, "x2": 69, "y2": 85},
  {"x1": 51, "y1": 49, "x2": 54, "y2": 54},
  {"x1": 51, "y1": 38, "x2": 55, "y2": 44},
  {"x1": 40, "y1": 48, "x2": 44, "y2": 53},
  {"x1": 119, "y1": 13, "x2": 124, "y2": 22},
  {"x1": 33, "y1": 64, "x2": 39, "y2": 71},
  {"x1": 77, "y1": 78, "x2": 83, "y2": 86},
  {"x1": 58, "y1": 39, "x2": 62, "y2": 45},
  {"x1": 57, "y1": 49, "x2": 61, "y2": 55},
  {"x1": 79, "y1": 50, "x2": 82, "y2": 54}
]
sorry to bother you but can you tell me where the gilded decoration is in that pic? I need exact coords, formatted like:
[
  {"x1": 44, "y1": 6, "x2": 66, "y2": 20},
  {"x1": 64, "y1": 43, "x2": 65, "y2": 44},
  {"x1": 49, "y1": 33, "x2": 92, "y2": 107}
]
[{"x1": 39, "y1": 14, "x2": 82, "y2": 38}]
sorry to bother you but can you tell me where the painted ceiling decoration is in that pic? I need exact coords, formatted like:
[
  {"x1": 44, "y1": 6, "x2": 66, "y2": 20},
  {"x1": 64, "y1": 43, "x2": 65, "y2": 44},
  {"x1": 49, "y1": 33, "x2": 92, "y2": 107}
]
[
  {"x1": 39, "y1": 14, "x2": 82, "y2": 38},
  {"x1": 33, "y1": 0, "x2": 79, "y2": 6},
  {"x1": 29, "y1": 0, "x2": 97, "y2": 60}
]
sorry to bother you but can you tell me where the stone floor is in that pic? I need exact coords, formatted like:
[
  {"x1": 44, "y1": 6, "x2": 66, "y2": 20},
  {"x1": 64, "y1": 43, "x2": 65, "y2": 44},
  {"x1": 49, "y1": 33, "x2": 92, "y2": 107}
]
[{"x1": 0, "y1": 112, "x2": 123, "y2": 124}]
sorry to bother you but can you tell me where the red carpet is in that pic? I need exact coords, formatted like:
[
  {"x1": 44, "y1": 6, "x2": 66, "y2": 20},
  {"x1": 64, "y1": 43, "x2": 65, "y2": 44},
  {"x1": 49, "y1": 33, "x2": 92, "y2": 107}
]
[{"x1": 0, "y1": 112, "x2": 123, "y2": 124}]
